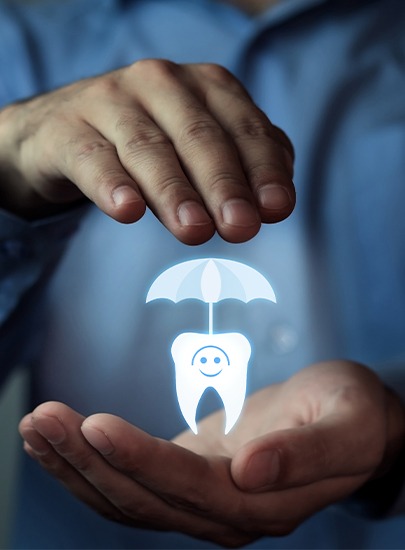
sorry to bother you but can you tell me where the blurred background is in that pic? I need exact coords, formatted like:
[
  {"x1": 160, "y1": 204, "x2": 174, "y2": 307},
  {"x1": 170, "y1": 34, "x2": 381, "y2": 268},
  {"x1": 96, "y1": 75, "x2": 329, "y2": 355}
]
[
  {"x1": 1, "y1": 0, "x2": 36, "y2": 543},
  {"x1": 0, "y1": 369, "x2": 27, "y2": 549}
]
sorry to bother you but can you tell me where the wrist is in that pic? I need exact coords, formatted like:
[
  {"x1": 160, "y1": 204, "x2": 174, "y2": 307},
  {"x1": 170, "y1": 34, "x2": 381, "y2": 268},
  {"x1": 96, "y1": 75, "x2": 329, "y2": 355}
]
[{"x1": 0, "y1": 103, "x2": 83, "y2": 220}]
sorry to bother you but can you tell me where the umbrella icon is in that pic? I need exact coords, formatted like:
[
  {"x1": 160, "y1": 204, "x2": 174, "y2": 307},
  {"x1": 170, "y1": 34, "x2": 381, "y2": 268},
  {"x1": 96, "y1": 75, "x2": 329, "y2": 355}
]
[
  {"x1": 146, "y1": 258, "x2": 276, "y2": 333},
  {"x1": 146, "y1": 258, "x2": 276, "y2": 434}
]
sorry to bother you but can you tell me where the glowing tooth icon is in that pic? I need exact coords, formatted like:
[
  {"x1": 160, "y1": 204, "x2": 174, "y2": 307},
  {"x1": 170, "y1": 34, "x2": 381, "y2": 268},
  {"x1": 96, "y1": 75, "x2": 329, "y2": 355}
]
[
  {"x1": 146, "y1": 258, "x2": 276, "y2": 434},
  {"x1": 171, "y1": 333, "x2": 251, "y2": 434}
]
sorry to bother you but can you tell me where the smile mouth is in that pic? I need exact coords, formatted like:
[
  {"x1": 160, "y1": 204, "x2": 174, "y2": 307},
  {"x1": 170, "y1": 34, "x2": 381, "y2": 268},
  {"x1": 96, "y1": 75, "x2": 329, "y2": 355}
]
[{"x1": 199, "y1": 370, "x2": 222, "y2": 377}]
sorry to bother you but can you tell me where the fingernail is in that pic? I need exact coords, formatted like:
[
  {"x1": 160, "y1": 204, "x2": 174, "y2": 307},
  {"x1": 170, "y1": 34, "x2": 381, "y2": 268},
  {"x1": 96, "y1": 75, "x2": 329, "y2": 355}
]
[
  {"x1": 81, "y1": 423, "x2": 115, "y2": 456},
  {"x1": 112, "y1": 185, "x2": 140, "y2": 207},
  {"x1": 245, "y1": 450, "x2": 280, "y2": 490},
  {"x1": 32, "y1": 415, "x2": 66, "y2": 445},
  {"x1": 222, "y1": 199, "x2": 260, "y2": 227},
  {"x1": 258, "y1": 184, "x2": 292, "y2": 211},
  {"x1": 178, "y1": 201, "x2": 212, "y2": 226}
]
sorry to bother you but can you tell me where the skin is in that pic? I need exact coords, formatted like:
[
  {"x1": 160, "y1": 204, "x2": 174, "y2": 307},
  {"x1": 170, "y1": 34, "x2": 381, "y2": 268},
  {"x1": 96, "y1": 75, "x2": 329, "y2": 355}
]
[
  {"x1": 1, "y1": 0, "x2": 404, "y2": 544},
  {"x1": 19, "y1": 362, "x2": 405, "y2": 547},
  {"x1": 0, "y1": 60, "x2": 295, "y2": 245}
]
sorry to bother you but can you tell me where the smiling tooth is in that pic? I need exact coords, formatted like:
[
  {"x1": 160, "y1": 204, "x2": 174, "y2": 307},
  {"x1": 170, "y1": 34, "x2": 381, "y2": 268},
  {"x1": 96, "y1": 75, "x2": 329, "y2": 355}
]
[{"x1": 171, "y1": 332, "x2": 251, "y2": 434}]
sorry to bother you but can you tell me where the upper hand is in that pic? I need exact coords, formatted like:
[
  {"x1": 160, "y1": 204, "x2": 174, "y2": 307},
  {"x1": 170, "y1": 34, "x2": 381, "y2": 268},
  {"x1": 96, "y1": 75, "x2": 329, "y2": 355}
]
[
  {"x1": 20, "y1": 361, "x2": 404, "y2": 547},
  {"x1": 0, "y1": 60, "x2": 295, "y2": 244}
]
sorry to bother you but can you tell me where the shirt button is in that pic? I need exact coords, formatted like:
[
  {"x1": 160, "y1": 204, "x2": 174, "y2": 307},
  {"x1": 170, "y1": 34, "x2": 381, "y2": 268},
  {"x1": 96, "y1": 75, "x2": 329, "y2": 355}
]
[{"x1": 269, "y1": 323, "x2": 298, "y2": 354}]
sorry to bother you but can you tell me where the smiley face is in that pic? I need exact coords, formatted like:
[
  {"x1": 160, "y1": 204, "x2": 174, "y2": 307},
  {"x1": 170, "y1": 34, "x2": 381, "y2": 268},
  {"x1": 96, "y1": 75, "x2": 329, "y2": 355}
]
[{"x1": 191, "y1": 345, "x2": 230, "y2": 377}]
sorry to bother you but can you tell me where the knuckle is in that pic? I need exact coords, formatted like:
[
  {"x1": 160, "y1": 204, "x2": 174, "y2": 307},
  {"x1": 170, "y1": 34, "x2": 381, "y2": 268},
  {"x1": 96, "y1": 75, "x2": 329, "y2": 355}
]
[
  {"x1": 153, "y1": 174, "x2": 187, "y2": 197},
  {"x1": 204, "y1": 170, "x2": 242, "y2": 194},
  {"x1": 122, "y1": 130, "x2": 171, "y2": 154},
  {"x1": 114, "y1": 111, "x2": 147, "y2": 133},
  {"x1": 130, "y1": 58, "x2": 178, "y2": 80},
  {"x1": 179, "y1": 118, "x2": 223, "y2": 147},
  {"x1": 249, "y1": 163, "x2": 290, "y2": 188},
  {"x1": 93, "y1": 168, "x2": 129, "y2": 189},
  {"x1": 272, "y1": 124, "x2": 295, "y2": 158},
  {"x1": 74, "y1": 139, "x2": 114, "y2": 164},
  {"x1": 115, "y1": 114, "x2": 172, "y2": 159},
  {"x1": 166, "y1": 487, "x2": 211, "y2": 514},
  {"x1": 232, "y1": 115, "x2": 274, "y2": 141},
  {"x1": 88, "y1": 74, "x2": 121, "y2": 101},
  {"x1": 249, "y1": 159, "x2": 284, "y2": 176},
  {"x1": 199, "y1": 63, "x2": 237, "y2": 87}
]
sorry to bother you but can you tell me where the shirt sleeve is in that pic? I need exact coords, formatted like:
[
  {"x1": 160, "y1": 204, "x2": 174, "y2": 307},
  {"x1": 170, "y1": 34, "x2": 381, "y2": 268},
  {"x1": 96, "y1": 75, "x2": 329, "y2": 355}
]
[
  {"x1": 0, "y1": 206, "x2": 87, "y2": 385},
  {"x1": 0, "y1": 2, "x2": 42, "y2": 107}
]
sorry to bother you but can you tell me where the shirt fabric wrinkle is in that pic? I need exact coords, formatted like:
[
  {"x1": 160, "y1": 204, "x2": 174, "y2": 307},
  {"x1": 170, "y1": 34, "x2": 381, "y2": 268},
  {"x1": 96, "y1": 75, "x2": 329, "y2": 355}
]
[{"x1": 0, "y1": 0, "x2": 404, "y2": 548}]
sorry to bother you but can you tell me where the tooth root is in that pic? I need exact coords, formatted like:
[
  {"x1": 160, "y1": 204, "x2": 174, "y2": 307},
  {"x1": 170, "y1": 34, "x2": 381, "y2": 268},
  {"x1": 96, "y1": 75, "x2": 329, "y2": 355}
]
[
  {"x1": 171, "y1": 332, "x2": 251, "y2": 435},
  {"x1": 212, "y1": 348, "x2": 249, "y2": 434},
  {"x1": 220, "y1": 378, "x2": 247, "y2": 435},
  {"x1": 175, "y1": 374, "x2": 202, "y2": 434},
  {"x1": 172, "y1": 333, "x2": 206, "y2": 434}
]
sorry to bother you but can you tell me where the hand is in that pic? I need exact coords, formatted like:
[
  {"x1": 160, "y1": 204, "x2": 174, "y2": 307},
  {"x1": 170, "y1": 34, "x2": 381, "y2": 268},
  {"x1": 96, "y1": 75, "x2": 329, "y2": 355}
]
[
  {"x1": 20, "y1": 361, "x2": 404, "y2": 547},
  {"x1": 0, "y1": 60, "x2": 295, "y2": 244}
]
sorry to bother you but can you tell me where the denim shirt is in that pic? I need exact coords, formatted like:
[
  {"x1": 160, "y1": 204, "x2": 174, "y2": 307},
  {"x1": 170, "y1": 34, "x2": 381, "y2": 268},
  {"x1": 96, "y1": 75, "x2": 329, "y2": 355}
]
[{"x1": 0, "y1": 0, "x2": 404, "y2": 548}]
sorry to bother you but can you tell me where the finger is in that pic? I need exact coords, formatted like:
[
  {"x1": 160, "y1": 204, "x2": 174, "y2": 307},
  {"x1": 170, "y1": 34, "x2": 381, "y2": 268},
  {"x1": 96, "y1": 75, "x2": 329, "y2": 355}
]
[
  {"x1": 19, "y1": 413, "x2": 122, "y2": 523},
  {"x1": 226, "y1": 474, "x2": 370, "y2": 538},
  {"x1": 28, "y1": 403, "x2": 182, "y2": 530},
  {"x1": 231, "y1": 412, "x2": 385, "y2": 493},
  {"x1": 28, "y1": 403, "x2": 248, "y2": 545},
  {"x1": 46, "y1": 124, "x2": 147, "y2": 224},
  {"x1": 120, "y1": 60, "x2": 263, "y2": 243},
  {"x1": 81, "y1": 415, "x2": 371, "y2": 540},
  {"x1": 81, "y1": 414, "x2": 239, "y2": 514},
  {"x1": 86, "y1": 102, "x2": 215, "y2": 245},
  {"x1": 28, "y1": 406, "x2": 368, "y2": 541},
  {"x1": 82, "y1": 412, "x2": 262, "y2": 539},
  {"x1": 186, "y1": 63, "x2": 296, "y2": 223}
]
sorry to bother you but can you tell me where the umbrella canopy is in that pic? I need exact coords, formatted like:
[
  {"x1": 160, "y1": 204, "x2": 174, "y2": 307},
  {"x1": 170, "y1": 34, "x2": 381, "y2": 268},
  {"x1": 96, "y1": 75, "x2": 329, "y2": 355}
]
[{"x1": 146, "y1": 258, "x2": 276, "y2": 333}]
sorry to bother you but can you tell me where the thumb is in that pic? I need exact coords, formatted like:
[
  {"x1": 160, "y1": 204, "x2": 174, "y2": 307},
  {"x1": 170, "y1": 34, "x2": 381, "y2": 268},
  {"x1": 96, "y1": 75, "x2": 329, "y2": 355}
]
[{"x1": 231, "y1": 415, "x2": 385, "y2": 493}]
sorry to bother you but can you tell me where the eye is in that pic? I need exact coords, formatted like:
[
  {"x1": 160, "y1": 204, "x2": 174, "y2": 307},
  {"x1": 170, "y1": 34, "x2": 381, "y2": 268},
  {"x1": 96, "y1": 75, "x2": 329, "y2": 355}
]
[
  {"x1": 214, "y1": 357, "x2": 221, "y2": 364},
  {"x1": 200, "y1": 357, "x2": 207, "y2": 364}
]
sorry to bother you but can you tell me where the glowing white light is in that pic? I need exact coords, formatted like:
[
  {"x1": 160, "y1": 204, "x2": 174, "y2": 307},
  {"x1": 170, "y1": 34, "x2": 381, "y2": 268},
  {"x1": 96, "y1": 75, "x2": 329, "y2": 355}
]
[
  {"x1": 171, "y1": 332, "x2": 251, "y2": 434},
  {"x1": 146, "y1": 258, "x2": 276, "y2": 434},
  {"x1": 200, "y1": 260, "x2": 222, "y2": 303}
]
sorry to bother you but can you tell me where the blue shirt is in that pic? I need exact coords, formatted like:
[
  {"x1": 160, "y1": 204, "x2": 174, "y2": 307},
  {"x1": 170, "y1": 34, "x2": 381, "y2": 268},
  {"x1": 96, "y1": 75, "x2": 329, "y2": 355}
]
[{"x1": 0, "y1": 0, "x2": 405, "y2": 548}]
